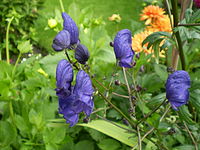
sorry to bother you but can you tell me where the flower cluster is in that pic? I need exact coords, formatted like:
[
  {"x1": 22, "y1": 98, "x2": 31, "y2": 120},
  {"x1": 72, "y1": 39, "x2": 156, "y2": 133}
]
[
  {"x1": 56, "y1": 59, "x2": 94, "y2": 126},
  {"x1": 53, "y1": 12, "x2": 93, "y2": 126},
  {"x1": 165, "y1": 70, "x2": 191, "y2": 110},
  {"x1": 132, "y1": 5, "x2": 171, "y2": 55},
  {"x1": 113, "y1": 29, "x2": 135, "y2": 68},
  {"x1": 194, "y1": 0, "x2": 200, "y2": 8},
  {"x1": 52, "y1": 12, "x2": 90, "y2": 64}
]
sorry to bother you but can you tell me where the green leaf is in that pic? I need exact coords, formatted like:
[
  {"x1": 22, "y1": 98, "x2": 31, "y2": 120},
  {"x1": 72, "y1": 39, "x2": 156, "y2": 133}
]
[
  {"x1": 0, "y1": 121, "x2": 17, "y2": 148},
  {"x1": 98, "y1": 139, "x2": 121, "y2": 150},
  {"x1": 14, "y1": 114, "x2": 29, "y2": 133},
  {"x1": 172, "y1": 145, "x2": 195, "y2": 150},
  {"x1": 78, "y1": 120, "x2": 137, "y2": 147},
  {"x1": 178, "y1": 105, "x2": 194, "y2": 124},
  {"x1": 17, "y1": 40, "x2": 33, "y2": 54},
  {"x1": 190, "y1": 90, "x2": 200, "y2": 113},
  {"x1": 154, "y1": 64, "x2": 168, "y2": 81},
  {"x1": 75, "y1": 140, "x2": 94, "y2": 150}
]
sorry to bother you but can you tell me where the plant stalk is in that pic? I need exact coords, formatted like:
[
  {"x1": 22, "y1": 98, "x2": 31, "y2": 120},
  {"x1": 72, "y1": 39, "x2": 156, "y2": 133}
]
[
  {"x1": 171, "y1": 0, "x2": 186, "y2": 70},
  {"x1": 6, "y1": 16, "x2": 14, "y2": 64}
]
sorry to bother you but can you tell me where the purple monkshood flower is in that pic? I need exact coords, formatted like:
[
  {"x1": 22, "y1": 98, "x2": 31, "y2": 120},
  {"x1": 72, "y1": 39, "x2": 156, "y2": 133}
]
[
  {"x1": 194, "y1": 0, "x2": 200, "y2": 8},
  {"x1": 62, "y1": 12, "x2": 79, "y2": 45},
  {"x1": 75, "y1": 44, "x2": 90, "y2": 64},
  {"x1": 113, "y1": 29, "x2": 134, "y2": 68},
  {"x1": 165, "y1": 70, "x2": 191, "y2": 110},
  {"x1": 56, "y1": 59, "x2": 73, "y2": 98},
  {"x1": 52, "y1": 30, "x2": 71, "y2": 51},
  {"x1": 56, "y1": 65, "x2": 94, "y2": 126}
]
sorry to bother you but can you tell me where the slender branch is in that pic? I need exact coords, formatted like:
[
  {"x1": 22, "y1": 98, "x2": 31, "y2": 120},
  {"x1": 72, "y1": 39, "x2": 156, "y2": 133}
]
[
  {"x1": 132, "y1": 105, "x2": 171, "y2": 150},
  {"x1": 165, "y1": 0, "x2": 173, "y2": 28},
  {"x1": 122, "y1": 67, "x2": 135, "y2": 115},
  {"x1": 183, "y1": 121, "x2": 198, "y2": 150},
  {"x1": 59, "y1": 0, "x2": 65, "y2": 12},
  {"x1": 137, "y1": 126, "x2": 142, "y2": 150},
  {"x1": 12, "y1": 52, "x2": 21, "y2": 78},
  {"x1": 136, "y1": 100, "x2": 167, "y2": 126},
  {"x1": 178, "y1": 23, "x2": 200, "y2": 26},
  {"x1": 112, "y1": 92, "x2": 129, "y2": 99},
  {"x1": 95, "y1": 86, "x2": 135, "y2": 128},
  {"x1": 171, "y1": 0, "x2": 186, "y2": 70},
  {"x1": 65, "y1": 50, "x2": 79, "y2": 70},
  {"x1": 6, "y1": 16, "x2": 14, "y2": 64}
]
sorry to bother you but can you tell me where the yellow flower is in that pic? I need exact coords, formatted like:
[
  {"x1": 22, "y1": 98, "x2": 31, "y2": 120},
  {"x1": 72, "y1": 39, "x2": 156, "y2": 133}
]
[
  {"x1": 37, "y1": 68, "x2": 48, "y2": 77},
  {"x1": 132, "y1": 30, "x2": 153, "y2": 54},
  {"x1": 132, "y1": 31, "x2": 165, "y2": 57},
  {"x1": 48, "y1": 18, "x2": 57, "y2": 28},
  {"x1": 140, "y1": 5, "x2": 165, "y2": 25},
  {"x1": 108, "y1": 14, "x2": 121, "y2": 22}
]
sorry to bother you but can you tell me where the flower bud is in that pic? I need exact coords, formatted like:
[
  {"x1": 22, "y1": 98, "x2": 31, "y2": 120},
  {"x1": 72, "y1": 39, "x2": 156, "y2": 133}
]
[
  {"x1": 165, "y1": 70, "x2": 190, "y2": 110},
  {"x1": 52, "y1": 30, "x2": 70, "y2": 51},
  {"x1": 75, "y1": 44, "x2": 90, "y2": 64},
  {"x1": 48, "y1": 18, "x2": 57, "y2": 28}
]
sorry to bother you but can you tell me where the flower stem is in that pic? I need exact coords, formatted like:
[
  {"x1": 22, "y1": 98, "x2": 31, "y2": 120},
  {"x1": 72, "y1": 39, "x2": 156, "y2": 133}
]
[
  {"x1": 171, "y1": 0, "x2": 186, "y2": 70},
  {"x1": 59, "y1": 0, "x2": 65, "y2": 12},
  {"x1": 122, "y1": 67, "x2": 135, "y2": 116},
  {"x1": 12, "y1": 52, "x2": 21, "y2": 78},
  {"x1": 6, "y1": 16, "x2": 14, "y2": 64}
]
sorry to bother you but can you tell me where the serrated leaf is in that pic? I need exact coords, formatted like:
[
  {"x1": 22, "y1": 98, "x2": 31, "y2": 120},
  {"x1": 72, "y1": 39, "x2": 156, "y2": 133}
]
[
  {"x1": 0, "y1": 121, "x2": 17, "y2": 148},
  {"x1": 178, "y1": 105, "x2": 194, "y2": 124},
  {"x1": 75, "y1": 140, "x2": 94, "y2": 150},
  {"x1": 17, "y1": 40, "x2": 33, "y2": 54},
  {"x1": 154, "y1": 64, "x2": 168, "y2": 81},
  {"x1": 78, "y1": 120, "x2": 137, "y2": 147}
]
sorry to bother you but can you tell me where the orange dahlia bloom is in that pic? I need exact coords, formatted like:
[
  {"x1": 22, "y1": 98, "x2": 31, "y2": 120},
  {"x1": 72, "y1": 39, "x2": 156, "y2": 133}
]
[
  {"x1": 140, "y1": 5, "x2": 165, "y2": 25},
  {"x1": 147, "y1": 15, "x2": 172, "y2": 32},
  {"x1": 132, "y1": 30, "x2": 153, "y2": 54},
  {"x1": 132, "y1": 30, "x2": 165, "y2": 57}
]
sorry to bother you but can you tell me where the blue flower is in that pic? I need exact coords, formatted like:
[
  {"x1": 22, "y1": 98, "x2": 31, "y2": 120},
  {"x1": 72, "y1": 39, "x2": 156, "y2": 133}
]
[
  {"x1": 75, "y1": 44, "x2": 90, "y2": 64},
  {"x1": 56, "y1": 59, "x2": 73, "y2": 98},
  {"x1": 113, "y1": 29, "x2": 134, "y2": 68},
  {"x1": 73, "y1": 70, "x2": 94, "y2": 116},
  {"x1": 165, "y1": 70, "x2": 191, "y2": 110},
  {"x1": 52, "y1": 30, "x2": 71, "y2": 51},
  {"x1": 62, "y1": 12, "x2": 79, "y2": 45},
  {"x1": 56, "y1": 66, "x2": 94, "y2": 126}
]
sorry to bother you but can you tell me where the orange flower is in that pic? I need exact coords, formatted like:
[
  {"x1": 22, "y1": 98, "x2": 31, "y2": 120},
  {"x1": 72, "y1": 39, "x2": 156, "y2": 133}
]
[
  {"x1": 140, "y1": 5, "x2": 165, "y2": 25},
  {"x1": 147, "y1": 15, "x2": 172, "y2": 32},
  {"x1": 132, "y1": 30, "x2": 165, "y2": 57},
  {"x1": 132, "y1": 30, "x2": 153, "y2": 54}
]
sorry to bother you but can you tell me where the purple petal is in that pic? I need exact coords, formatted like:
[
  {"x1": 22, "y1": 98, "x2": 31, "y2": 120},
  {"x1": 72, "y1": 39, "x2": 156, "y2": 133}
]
[
  {"x1": 166, "y1": 70, "x2": 191, "y2": 110},
  {"x1": 52, "y1": 30, "x2": 70, "y2": 51},
  {"x1": 56, "y1": 59, "x2": 73, "y2": 97},
  {"x1": 62, "y1": 12, "x2": 79, "y2": 45},
  {"x1": 113, "y1": 29, "x2": 134, "y2": 68},
  {"x1": 74, "y1": 70, "x2": 94, "y2": 115},
  {"x1": 75, "y1": 44, "x2": 90, "y2": 64}
]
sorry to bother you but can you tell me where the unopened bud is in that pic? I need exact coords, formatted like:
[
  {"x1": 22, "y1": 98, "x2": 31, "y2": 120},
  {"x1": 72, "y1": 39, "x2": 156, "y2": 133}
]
[{"x1": 115, "y1": 80, "x2": 121, "y2": 86}]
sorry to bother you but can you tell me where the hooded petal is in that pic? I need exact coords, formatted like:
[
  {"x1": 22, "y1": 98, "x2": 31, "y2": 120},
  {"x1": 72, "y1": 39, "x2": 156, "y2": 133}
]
[
  {"x1": 165, "y1": 70, "x2": 191, "y2": 110},
  {"x1": 75, "y1": 44, "x2": 90, "y2": 64},
  {"x1": 62, "y1": 12, "x2": 79, "y2": 45},
  {"x1": 74, "y1": 70, "x2": 94, "y2": 116},
  {"x1": 52, "y1": 30, "x2": 70, "y2": 51},
  {"x1": 113, "y1": 29, "x2": 134, "y2": 68},
  {"x1": 56, "y1": 59, "x2": 73, "y2": 97}
]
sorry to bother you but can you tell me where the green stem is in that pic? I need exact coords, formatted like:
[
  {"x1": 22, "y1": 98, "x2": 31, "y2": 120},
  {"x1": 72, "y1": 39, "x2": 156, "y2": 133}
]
[
  {"x1": 12, "y1": 52, "x2": 21, "y2": 78},
  {"x1": 178, "y1": 23, "x2": 200, "y2": 26},
  {"x1": 6, "y1": 16, "x2": 14, "y2": 64},
  {"x1": 9, "y1": 101, "x2": 15, "y2": 125},
  {"x1": 59, "y1": 0, "x2": 65, "y2": 12},
  {"x1": 96, "y1": 88, "x2": 135, "y2": 128},
  {"x1": 122, "y1": 67, "x2": 135, "y2": 116},
  {"x1": 171, "y1": 0, "x2": 186, "y2": 70}
]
